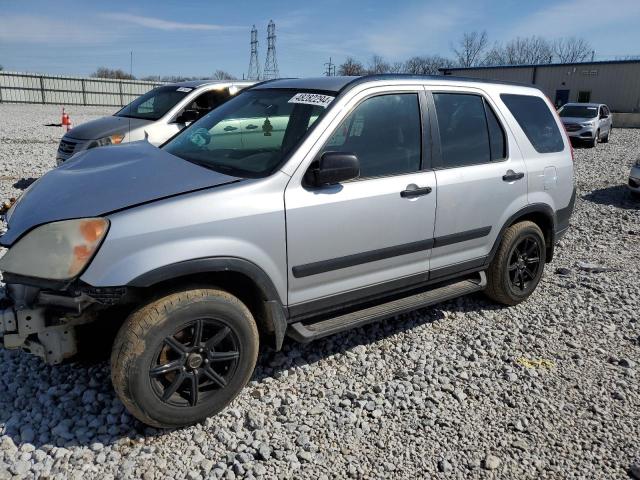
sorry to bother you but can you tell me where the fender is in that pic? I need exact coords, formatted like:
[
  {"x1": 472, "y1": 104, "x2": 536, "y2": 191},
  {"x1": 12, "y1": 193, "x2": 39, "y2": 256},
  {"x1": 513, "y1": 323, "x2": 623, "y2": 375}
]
[
  {"x1": 485, "y1": 202, "x2": 557, "y2": 266},
  {"x1": 128, "y1": 257, "x2": 288, "y2": 351}
]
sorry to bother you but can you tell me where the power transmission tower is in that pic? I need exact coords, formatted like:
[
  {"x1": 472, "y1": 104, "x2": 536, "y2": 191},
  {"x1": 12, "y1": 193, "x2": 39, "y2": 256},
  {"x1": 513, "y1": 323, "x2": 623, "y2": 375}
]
[
  {"x1": 263, "y1": 20, "x2": 279, "y2": 80},
  {"x1": 324, "y1": 57, "x2": 336, "y2": 76},
  {"x1": 248, "y1": 25, "x2": 261, "y2": 80}
]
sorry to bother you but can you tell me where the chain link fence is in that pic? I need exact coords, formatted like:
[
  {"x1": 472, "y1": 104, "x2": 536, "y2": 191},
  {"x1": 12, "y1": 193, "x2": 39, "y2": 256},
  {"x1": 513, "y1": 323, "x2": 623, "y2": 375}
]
[{"x1": 0, "y1": 71, "x2": 165, "y2": 107}]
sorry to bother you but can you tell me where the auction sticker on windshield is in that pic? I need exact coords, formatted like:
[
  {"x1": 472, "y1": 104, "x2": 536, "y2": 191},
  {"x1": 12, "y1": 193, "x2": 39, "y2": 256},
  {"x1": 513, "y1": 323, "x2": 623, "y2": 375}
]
[
  {"x1": 289, "y1": 93, "x2": 334, "y2": 108},
  {"x1": 176, "y1": 87, "x2": 193, "y2": 93}
]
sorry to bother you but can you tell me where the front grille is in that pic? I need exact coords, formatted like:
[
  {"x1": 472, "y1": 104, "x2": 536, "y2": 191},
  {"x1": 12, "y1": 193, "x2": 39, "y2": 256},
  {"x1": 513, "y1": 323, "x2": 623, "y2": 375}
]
[
  {"x1": 58, "y1": 138, "x2": 77, "y2": 155},
  {"x1": 564, "y1": 123, "x2": 581, "y2": 132}
]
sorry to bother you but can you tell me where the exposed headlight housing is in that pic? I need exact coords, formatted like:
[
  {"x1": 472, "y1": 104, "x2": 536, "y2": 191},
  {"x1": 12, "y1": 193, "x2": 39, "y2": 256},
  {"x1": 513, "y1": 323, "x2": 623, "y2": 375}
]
[
  {"x1": 88, "y1": 133, "x2": 125, "y2": 150},
  {"x1": 0, "y1": 218, "x2": 109, "y2": 280}
]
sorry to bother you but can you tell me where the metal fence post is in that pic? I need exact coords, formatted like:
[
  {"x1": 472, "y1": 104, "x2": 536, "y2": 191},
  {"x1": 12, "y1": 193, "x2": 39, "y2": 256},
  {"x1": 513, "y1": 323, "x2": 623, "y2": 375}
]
[
  {"x1": 39, "y1": 76, "x2": 46, "y2": 104},
  {"x1": 81, "y1": 79, "x2": 87, "y2": 106},
  {"x1": 119, "y1": 81, "x2": 123, "y2": 106}
]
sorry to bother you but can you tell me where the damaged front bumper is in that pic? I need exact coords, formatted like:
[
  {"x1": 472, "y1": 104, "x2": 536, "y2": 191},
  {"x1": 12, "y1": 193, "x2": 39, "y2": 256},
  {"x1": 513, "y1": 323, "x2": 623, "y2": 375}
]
[{"x1": 0, "y1": 283, "x2": 125, "y2": 364}]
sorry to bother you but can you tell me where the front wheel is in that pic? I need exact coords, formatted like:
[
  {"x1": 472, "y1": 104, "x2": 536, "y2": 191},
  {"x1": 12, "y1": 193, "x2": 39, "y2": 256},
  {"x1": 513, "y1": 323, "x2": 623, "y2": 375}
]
[
  {"x1": 111, "y1": 288, "x2": 259, "y2": 428},
  {"x1": 590, "y1": 130, "x2": 599, "y2": 148},
  {"x1": 485, "y1": 221, "x2": 545, "y2": 306}
]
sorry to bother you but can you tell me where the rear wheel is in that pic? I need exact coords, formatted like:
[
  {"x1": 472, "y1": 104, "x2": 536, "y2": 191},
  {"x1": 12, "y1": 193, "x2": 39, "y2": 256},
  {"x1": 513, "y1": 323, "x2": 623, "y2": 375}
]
[
  {"x1": 485, "y1": 221, "x2": 545, "y2": 306},
  {"x1": 111, "y1": 288, "x2": 259, "y2": 428}
]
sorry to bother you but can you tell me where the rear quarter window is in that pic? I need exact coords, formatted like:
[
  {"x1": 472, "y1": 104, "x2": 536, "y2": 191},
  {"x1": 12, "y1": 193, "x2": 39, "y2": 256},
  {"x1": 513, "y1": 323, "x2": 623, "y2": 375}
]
[{"x1": 500, "y1": 94, "x2": 564, "y2": 154}]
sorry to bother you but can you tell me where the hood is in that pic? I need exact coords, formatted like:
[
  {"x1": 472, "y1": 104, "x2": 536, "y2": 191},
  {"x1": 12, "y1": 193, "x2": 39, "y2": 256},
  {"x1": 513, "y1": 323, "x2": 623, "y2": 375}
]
[
  {"x1": 560, "y1": 116, "x2": 596, "y2": 124},
  {"x1": 65, "y1": 115, "x2": 152, "y2": 141},
  {"x1": 1, "y1": 141, "x2": 240, "y2": 246}
]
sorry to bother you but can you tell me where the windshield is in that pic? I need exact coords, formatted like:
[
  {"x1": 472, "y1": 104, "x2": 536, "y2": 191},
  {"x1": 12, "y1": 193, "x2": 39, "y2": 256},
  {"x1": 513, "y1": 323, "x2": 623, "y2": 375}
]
[
  {"x1": 116, "y1": 85, "x2": 193, "y2": 121},
  {"x1": 163, "y1": 89, "x2": 333, "y2": 177},
  {"x1": 558, "y1": 105, "x2": 598, "y2": 118}
]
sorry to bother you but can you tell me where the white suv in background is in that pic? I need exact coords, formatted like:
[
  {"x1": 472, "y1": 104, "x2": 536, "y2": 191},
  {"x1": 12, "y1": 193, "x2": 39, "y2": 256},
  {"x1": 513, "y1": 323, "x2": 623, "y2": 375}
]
[
  {"x1": 56, "y1": 80, "x2": 254, "y2": 164},
  {"x1": 558, "y1": 102, "x2": 613, "y2": 147}
]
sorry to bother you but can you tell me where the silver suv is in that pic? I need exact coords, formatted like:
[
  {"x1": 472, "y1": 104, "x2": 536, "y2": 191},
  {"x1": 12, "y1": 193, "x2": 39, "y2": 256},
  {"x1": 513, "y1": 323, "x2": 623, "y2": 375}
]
[
  {"x1": 0, "y1": 75, "x2": 575, "y2": 428},
  {"x1": 558, "y1": 102, "x2": 612, "y2": 147},
  {"x1": 56, "y1": 80, "x2": 254, "y2": 165}
]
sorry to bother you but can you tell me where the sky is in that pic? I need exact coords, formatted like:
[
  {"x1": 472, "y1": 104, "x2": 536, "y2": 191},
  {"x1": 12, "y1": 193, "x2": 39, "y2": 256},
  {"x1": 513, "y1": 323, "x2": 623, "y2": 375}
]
[{"x1": 1, "y1": 0, "x2": 639, "y2": 78}]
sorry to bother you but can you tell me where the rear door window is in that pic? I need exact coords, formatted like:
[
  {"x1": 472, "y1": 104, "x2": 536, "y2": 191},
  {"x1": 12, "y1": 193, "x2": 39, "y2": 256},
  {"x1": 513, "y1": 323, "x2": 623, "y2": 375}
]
[
  {"x1": 433, "y1": 93, "x2": 506, "y2": 168},
  {"x1": 501, "y1": 94, "x2": 564, "y2": 153}
]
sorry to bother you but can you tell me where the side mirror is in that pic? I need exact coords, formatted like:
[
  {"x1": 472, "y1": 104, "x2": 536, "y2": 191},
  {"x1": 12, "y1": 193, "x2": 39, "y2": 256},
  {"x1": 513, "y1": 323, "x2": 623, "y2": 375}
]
[
  {"x1": 600, "y1": 113, "x2": 607, "y2": 119},
  {"x1": 306, "y1": 152, "x2": 360, "y2": 187},
  {"x1": 176, "y1": 109, "x2": 199, "y2": 124}
]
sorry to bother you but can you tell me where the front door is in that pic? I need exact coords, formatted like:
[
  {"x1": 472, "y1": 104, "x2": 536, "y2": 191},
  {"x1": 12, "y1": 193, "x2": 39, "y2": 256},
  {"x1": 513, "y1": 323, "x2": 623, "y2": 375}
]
[{"x1": 285, "y1": 90, "x2": 437, "y2": 307}]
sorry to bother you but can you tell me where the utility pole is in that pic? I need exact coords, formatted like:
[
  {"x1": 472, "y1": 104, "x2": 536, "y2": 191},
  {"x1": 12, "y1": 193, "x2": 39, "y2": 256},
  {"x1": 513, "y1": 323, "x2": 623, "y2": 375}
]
[{"x1": 323, "y1": 57, "x2": 336, "y2": 76}]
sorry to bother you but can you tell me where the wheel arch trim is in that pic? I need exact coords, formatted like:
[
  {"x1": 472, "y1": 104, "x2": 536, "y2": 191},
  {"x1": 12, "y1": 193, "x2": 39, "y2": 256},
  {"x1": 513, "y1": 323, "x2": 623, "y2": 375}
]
[
  {"x1": 485, "y1": 203, "x2": 556, "y2": 265},
  {"x1": 127, "y1": 257, "x2": 288, "y2": 351}
]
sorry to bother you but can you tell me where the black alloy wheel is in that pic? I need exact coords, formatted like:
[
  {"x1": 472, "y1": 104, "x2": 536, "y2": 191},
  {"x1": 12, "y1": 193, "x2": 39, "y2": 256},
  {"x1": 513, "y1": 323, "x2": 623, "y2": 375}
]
[
  {"x1": 507, "y1": 235, "x2": 542, "y2": 295},
  {"x1": 150, "y1": 318, "x2": 240, "y2": 408}
]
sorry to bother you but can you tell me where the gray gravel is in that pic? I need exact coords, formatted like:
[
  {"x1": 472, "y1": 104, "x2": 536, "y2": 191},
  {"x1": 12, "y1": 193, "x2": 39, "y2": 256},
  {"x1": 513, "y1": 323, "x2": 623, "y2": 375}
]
[{"x1": 0, "y1": 104, "x2": 639, "y2": 479}]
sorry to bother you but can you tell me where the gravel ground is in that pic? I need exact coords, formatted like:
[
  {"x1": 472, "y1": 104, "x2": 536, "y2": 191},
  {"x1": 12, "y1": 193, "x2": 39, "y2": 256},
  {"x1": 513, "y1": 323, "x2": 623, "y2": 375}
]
[{"x1": 0, "y1": 104, "x2": 639, "y2": 479}]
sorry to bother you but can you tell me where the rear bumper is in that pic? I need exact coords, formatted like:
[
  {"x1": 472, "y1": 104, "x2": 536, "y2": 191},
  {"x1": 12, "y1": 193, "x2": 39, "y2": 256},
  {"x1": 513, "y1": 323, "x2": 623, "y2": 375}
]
[{"x1": 554, "y1": 187, "x2": 576, "y2": 243}]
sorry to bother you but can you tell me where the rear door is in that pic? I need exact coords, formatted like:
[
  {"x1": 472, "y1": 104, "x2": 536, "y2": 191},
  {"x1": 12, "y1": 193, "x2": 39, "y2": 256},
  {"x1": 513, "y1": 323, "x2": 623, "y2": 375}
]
[
  {"x1": 427, "y1": 88, "x2": 528, "y2": 278},
  {"x1": 285, "y1": 87, "x2": 437, "y2": 308}
]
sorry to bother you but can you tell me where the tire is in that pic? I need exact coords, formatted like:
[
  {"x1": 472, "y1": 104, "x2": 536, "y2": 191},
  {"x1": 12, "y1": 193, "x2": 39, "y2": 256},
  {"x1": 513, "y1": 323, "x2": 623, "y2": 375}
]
[
  {"x1": 602, "y1": 128, "x2": 610, "y2": 143},
  {"x1": 111, "y1": 288, "x2": 259, "y2": 428},
  {"x1": 485, "y1": 221, "x2": 546, "y2": 306},
  {"x1": 590, "y1": 130, "x2": 599, "y2": 148}
]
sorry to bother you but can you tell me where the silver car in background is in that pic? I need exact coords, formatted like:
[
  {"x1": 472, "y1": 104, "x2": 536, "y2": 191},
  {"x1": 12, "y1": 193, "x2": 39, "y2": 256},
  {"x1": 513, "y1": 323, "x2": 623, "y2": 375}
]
[
  {"x1": 56, "y1": 80, "x2": 254, "y2": 164},
  {"x1": 558, "y1": 102, "x2": 612, "y2": 147}
]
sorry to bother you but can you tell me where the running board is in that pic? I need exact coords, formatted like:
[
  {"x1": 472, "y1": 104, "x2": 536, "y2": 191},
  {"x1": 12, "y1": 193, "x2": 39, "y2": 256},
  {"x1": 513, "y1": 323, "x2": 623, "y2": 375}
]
[{"x1": 287, "y1": 272, "x2": 486, "y2": 343}]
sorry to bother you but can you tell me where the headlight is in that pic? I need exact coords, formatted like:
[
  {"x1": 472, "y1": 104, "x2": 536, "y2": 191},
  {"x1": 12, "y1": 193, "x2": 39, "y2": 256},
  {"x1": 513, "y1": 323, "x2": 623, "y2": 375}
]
[
  {"x1": 0, "y1": 218, "x2": 109, "y2": 280},
  {"x1": 580, "y1": 122, "x2": 595, "y2": 127},
  {"x1": 88, "y1": 133, "x2": 125, "y2": 149}
]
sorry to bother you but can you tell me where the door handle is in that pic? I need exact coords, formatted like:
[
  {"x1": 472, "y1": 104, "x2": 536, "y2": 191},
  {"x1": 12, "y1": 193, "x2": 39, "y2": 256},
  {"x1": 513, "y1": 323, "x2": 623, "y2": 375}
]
[
  {"x1": 502, "y1": 170, "x2": 525, "y2": 182},
  {"x1": 223, "y1": 126, "x2": 238, "y2": 131},
  {"x1": 245, "y1": 124, "x2": 258, "y2": 130},
  {"x1": 400, "y1": 184, "x2": 432, "y2": 198}
]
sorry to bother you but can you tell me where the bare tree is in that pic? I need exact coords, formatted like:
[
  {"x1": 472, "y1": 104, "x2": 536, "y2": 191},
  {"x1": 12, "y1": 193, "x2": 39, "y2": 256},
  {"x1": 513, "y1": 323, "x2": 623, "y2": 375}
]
[
  {"x1": 338, "y1": 57, "x2": 365, "y2": 76},
  {"x1": 452, "y1": 31, "x2": 488, "y2": 67},
  {"x1": 553, "y1": 37, "x2": 593, "y2": 63},
  {"x1": 367, "y1": 54, "x2": 391, "y2": 74},
  {"x1": 389, "y1": 61, "x2": 405, "y2": 74},
  {"x1": 0, "y1": 65, "x2": 3, "y2": 71},
  {"x1": 91, "y1": 67, "x2": 135, "y2": 80},
  {"x1": 213, "y1": 70, "x2": 236, "y2": 80},
  {"x1": 404, "y1": 55, "x2": 453, "y2": 75},
  {"x1": 483, "y1": 37, "x2": 553, "y2": 66}
]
